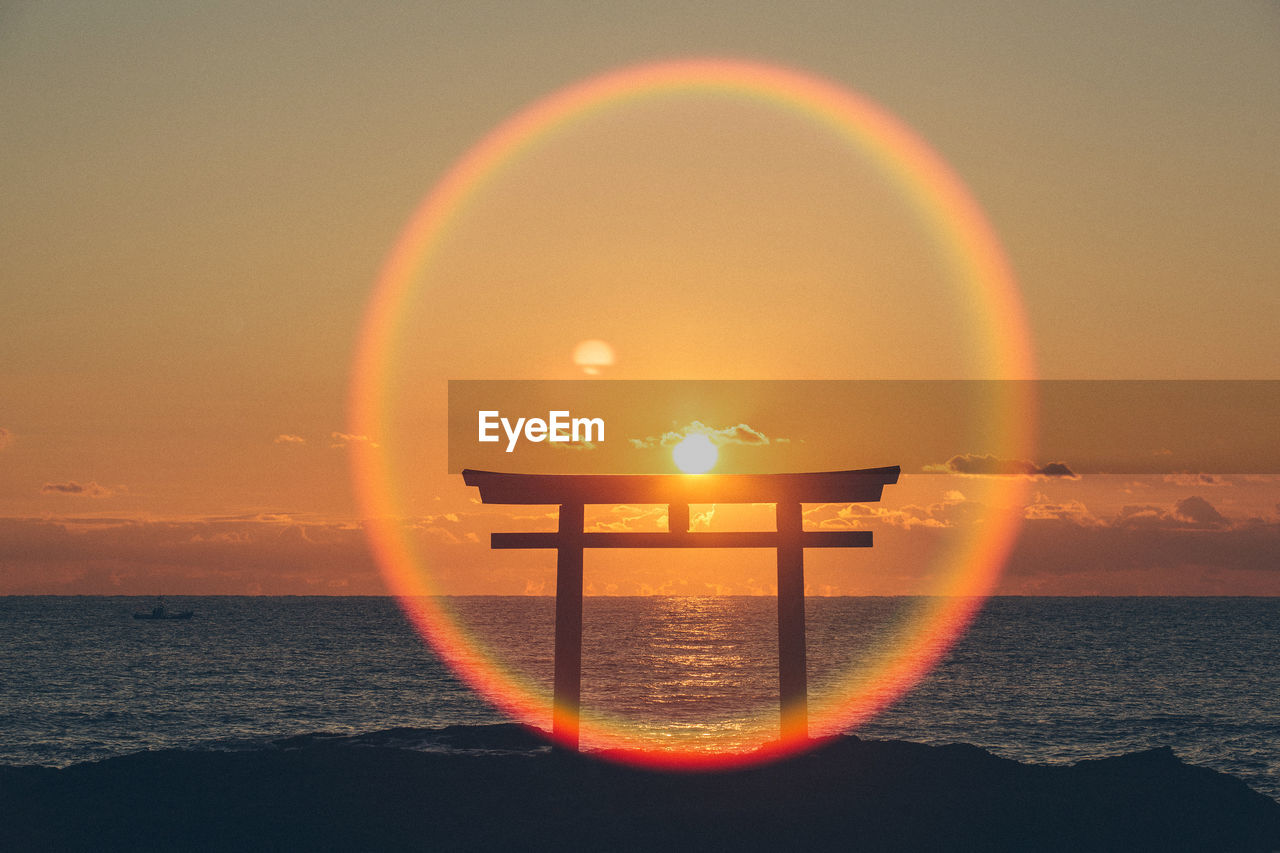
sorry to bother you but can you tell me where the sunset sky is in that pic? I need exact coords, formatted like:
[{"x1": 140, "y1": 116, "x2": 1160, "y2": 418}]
[{"x1": 2, "y1": 2, "x2": 1277, "y2": 596}]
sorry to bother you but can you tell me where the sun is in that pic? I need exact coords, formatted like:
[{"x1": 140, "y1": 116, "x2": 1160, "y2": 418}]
[{"x1": 672, "y1": 434, "x2": 718, "y2": 474}]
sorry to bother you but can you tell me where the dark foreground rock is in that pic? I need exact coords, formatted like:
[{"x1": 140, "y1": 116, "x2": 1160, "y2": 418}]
[{"x1": 2, "y1": 728, "x2": 1277, "y2": 852}]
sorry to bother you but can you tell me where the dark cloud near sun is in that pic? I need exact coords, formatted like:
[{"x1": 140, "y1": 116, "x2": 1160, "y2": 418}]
[
  {"x1": 925, "y1": 453, "x2": 1078, "y2": 478},
  {"x1": 716, "y1": 424, "x2": 769, "y2": 446},
  {"x1": 630, "y1": 420, "x2": 777, "y2": 450}
]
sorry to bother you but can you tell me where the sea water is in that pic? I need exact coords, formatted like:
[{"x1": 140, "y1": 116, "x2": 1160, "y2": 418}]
[{"x1": 1, "y1": 596, "x2": 1276, "y2": 800}]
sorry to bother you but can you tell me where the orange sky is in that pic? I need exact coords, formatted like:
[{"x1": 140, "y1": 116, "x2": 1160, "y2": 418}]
[{"x1": 1, "y1": 2, "x2": 1277, "y2": 596}]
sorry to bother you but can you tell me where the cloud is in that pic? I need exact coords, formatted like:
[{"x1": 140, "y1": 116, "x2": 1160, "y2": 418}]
[
  {"x1": 1172, "y1": 495, "x2": 1228, "y2": 528},
  {"x1": 1162, "y1": 473, "x2": 1227, "y2": 487},
  {"x1": 713, "y1": 423, "x2": 769, "y2": 446},
  {"x1": 808, "y1": 490, "x2": 1246, "y2": 539},
  {"x1": 40, "y1": 481, "x2": 121, "y2": 498},
  {"x1": 408, "y1": 511, "x2": 471, "y2": 544},
  {"x1": 924, "y1": 453, "x2": 1078, "y2": 478},
  {"x1": 330, "y1": 432, "x2": 378, "y2": 449},
  {"x1": 1002, "y1": 494, "x2": 1280, "y2": 593},
  {"x1": 0, "y1": 427, "x2": 12, "y2": 450},
  {"x1": 549, "y1": 439, "x2": 597, "y2": 451},
  {"x1": 0, "y1": 504, "x2": 581, "y2": 595},
  {"x1": 273, "y1": 434, "x2": 307, "y2": 445},
  {"x1": 7, "y1": 484, "x2": 1275, "y2": 595},
  {"x1": 804, "y1": 490, "x2": 979, "y2": 531},
  {"x1": 629, "y1": 420, "x2": 777, "y2": 450},
  {"x1": 0, "y1": 515, "x2": 384, "y2": 594},
  {"x1": 1114, "y1": 495, "x2": 1230, "y2": 530},
  {"x1": 1023, "y1": 493, "x2": 1101, "y2": 525},
  {"x1": 585, "y1": 504, "x2": 667, "y2": 533}
]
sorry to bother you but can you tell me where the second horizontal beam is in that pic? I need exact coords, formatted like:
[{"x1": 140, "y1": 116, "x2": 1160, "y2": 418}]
[{"x1": 491, "y1": 531, "x2": 873, "y2": 549}]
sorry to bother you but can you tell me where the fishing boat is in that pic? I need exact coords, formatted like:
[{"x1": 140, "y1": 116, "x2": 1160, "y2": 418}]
[{"x1": 133, "y1": 601, "x2": 194, "y2": 620}]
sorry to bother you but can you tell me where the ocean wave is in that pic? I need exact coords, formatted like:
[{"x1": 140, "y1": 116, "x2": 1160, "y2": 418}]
[{"x1": 199, "y1": 722, "x2": 554, "y2": 757}]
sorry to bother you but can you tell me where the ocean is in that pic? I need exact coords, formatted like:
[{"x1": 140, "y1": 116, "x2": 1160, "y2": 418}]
[{"x1": 1, "y1": 596, "x2": 1276, "y2": 800}]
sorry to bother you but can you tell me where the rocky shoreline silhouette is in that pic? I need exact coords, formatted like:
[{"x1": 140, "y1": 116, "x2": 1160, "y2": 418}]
[{"x1": 2, "y1": 725, "x2": 1277, "y2": 851}]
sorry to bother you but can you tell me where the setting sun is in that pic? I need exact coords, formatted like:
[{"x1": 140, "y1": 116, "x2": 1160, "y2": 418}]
[{"x1": 672, "y1": 433, "x2": 718, "y2": 474}]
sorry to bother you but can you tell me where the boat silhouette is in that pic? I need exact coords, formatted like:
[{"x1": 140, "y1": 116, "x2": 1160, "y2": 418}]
[{"x1": 133, "y1": 601, "x2": 194, "y2": 620}]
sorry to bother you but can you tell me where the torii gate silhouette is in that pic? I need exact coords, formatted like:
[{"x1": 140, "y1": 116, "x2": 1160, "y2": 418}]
[{"x1": 463, "y1": 466, "x2": 900, "y2": 749}]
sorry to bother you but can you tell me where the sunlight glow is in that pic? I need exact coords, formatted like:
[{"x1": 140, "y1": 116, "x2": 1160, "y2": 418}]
[
  {"x1": 672, "y1": 434, "x2": 718, "y2": 474},
  {"x1": 572, "y1": 339, "x2": 615, "y2": 375}
]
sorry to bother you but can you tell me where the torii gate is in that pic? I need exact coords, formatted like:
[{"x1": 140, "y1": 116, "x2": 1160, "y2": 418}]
[{"x1": 463, "y1": 466, "x2": 900, "y2": 749}]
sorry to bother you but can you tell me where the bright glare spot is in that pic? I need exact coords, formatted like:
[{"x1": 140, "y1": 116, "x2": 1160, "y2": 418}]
[
  {"x1": 672, "y1": 434, "x2": 718, "y2": 474},
  {"x1": 572, "y1": 339, "x2": 615, "y2": 375}
]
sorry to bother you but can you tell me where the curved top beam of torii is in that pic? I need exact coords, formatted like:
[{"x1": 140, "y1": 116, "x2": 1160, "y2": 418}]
[{"x1": 462, "y1": 466, "x2": 900, "y2": 505}]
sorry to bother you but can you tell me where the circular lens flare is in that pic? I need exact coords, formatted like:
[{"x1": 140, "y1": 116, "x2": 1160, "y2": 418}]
[{"x1": 349, "y1": 57, "x2": 1037, "y2": 771}]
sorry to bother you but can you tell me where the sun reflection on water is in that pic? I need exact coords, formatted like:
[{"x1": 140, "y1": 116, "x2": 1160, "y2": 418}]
[{"x1": 447, "y1": 594, "x2": 932, "y2": 756}]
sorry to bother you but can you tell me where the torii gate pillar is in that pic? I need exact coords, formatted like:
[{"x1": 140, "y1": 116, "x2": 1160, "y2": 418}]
[
  {"x1": 776, "y1": 500, "x2": 807, "y2": 743},
  {"x1": 552, "y1": 502, "x2": 584, "y2": 747}
]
